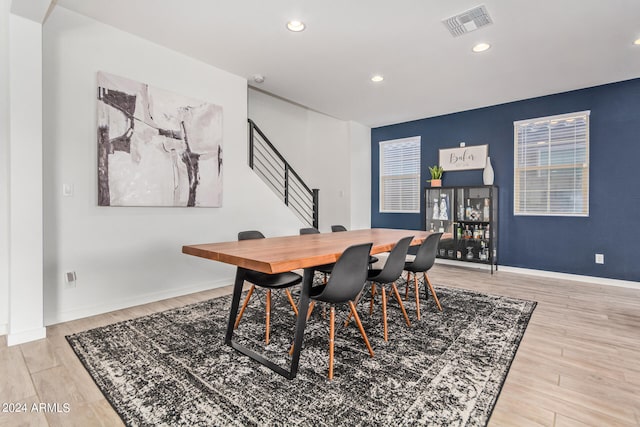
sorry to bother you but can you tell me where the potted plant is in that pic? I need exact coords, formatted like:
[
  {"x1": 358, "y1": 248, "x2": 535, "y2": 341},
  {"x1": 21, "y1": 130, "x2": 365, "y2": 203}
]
[{"x1": 428, "y1": 165, "x2": 444, "y2": 187}]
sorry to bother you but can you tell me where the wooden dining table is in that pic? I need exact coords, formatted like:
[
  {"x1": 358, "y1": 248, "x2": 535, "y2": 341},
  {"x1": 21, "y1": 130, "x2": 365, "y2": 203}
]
[{"x1": 182, "y1": 228, "x2": 431, "y2": 379}]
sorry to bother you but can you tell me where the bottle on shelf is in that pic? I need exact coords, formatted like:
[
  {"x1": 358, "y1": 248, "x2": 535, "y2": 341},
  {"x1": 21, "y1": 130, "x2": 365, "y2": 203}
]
[
  {"x1": 483, "y1": 198, "x2": 490, "y2": 221},
  {"x1": 473, "y1": 226, "x2": 483, "y2": 240}
]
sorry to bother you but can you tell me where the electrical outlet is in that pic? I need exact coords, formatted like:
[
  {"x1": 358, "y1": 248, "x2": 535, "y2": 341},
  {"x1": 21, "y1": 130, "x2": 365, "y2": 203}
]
[
  {"x1": 65, "y1": 271, "x2": 77, "y2": 288},
  {"x1": 595, "y1": 254, "x2": 604, "y2": 264},
  {"x1": 62, "y1": 183, "x2": 74, "y2": 197}
]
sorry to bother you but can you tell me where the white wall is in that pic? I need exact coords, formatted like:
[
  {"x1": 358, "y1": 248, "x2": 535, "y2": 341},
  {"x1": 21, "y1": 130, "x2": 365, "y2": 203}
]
[
  {"x1": 304, "y1": 110, "x2": 350, "y2": 230},
  {"x1": 0, "y1": 0, "x2": 10, "y2": 335},
  {"x1": 42, "y1": 7, "x2": 305, "y2": 325},
  {"x1": 348, "y1": 121, "x2": 371, "y2": 230},
  {"x1": 248, "y1": 88, "x2": 371, "y2": 231},
  {"x1": 7, "y1": 10, "x2": 47, "y2": 345}
]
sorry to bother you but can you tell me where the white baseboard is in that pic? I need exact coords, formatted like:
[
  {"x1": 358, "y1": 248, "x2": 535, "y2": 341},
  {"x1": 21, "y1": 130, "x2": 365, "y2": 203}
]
[
  {"x1": 45, "y1": 277, "x2": 234, "y2": 326},
  {"x1": 0, "y1": 323, "x2": 8, "y2": 336},
  {"x1": 436, "y1": 258, "x2": 492, "y2": 271},
  {"x1": 435, "y1": 259, "x2": 640, "y2": 290},
  {"x1": 7, "y1": 327, "x2": 47, "y2": 346}
]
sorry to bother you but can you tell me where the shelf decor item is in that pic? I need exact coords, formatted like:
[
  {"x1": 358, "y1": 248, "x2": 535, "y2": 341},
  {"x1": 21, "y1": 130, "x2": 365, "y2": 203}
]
[
  {"x1": 483, "y1": 156, "x2": 494, "y2": 185},
  {"x1": 428, "y1": 165, "x2": 444, "y2": 187}
]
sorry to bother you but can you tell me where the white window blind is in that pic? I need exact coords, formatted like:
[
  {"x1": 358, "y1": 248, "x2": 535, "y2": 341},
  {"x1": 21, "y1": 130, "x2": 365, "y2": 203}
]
[
  {"x1": 514, "y1": 111, "x2": 590, "y2": 216},
  {"x1": 379, "y1": 136, "x2": 421, "y2": 213}
]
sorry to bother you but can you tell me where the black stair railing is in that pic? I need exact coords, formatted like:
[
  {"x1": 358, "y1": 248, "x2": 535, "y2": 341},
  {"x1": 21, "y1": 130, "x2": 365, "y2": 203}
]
[{"x1": 248, "y1": 119, "x2": 319, "y2": 228}]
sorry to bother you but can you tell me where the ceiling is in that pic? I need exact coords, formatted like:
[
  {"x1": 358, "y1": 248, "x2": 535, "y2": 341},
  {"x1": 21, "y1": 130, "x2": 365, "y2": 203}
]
[{"x1": 54, "y1": 0, "x2": 640, "y2": 128}]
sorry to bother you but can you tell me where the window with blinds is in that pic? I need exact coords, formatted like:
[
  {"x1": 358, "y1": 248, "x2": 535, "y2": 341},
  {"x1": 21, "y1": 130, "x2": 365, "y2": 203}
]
[
  {"x1": 379, "y1": 136, "x2": 421, "y2": 213},
  {"x1": 514, "y1": 111, "x2": 590, "y2": 216}
]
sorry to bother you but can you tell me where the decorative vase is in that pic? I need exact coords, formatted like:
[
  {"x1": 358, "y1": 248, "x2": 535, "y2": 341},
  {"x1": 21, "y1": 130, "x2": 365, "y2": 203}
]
[
  {"x1": 483, "y1": 157, "x2": 494, "y2": 185},
  {"x1": 430, "y1": 179, "x2": 441, "y2": 187}
]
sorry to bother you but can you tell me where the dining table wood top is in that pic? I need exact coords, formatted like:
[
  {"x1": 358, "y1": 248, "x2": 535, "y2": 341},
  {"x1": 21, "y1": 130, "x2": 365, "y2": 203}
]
[{"x1": 182, "y1": 228, "x2": 431, "y2": 274}]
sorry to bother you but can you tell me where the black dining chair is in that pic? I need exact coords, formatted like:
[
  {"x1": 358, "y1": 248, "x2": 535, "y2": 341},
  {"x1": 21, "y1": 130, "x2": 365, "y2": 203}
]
[
  {"x1": 299, "y1": 228, "x2": 335, "y2": 283},
  {"x1": 234, "y1": 230, "x2": 302, "y2": 344},
  {"x1": 404, "y1": 233, "x2": 443, "y2": 319},
  {"x1": 366, "y1": 235, "x2": 414, "y2": 341},
  {"x1": 301, "y1": 242, "x2": 375, "y2": 380},
  {"x1": 331, "y1": 225, "x2": 379, "y2": 265}
]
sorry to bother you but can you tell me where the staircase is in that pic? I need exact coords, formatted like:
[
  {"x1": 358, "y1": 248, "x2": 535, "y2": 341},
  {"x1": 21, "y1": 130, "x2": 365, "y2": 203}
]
[{"x1": 248, "y1": 119, "x2": 319, "y2": 228}]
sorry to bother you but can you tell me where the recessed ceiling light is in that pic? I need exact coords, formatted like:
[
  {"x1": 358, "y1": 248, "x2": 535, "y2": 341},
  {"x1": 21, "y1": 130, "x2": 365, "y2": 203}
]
[
  {"x1": 371, "y1": 75, "x2": 384, "y2": 83},
  {"x1": 287, "y1": 20, "x2": 306, "y2": 32},
  {"x1": 634, "y1": 38, "x2": 640, "y2": 46},
  {"x1": 472, "y1": 42, "x2": 491, "y2": 53}
]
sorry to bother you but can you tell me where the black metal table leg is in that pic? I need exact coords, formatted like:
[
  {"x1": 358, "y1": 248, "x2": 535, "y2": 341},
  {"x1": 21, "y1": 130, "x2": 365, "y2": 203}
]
[
  {"x1": 225, "y1": 267, "x2": 314, "y2": 380},
  {"x1": 225, "y1": 268, "x2": 247, "y2": 345},
  {"x1": 287, "y1": 267, "x2": 313, "y2": 378}
]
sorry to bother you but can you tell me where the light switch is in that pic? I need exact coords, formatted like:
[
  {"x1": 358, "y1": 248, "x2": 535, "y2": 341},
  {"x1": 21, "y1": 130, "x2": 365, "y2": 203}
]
[{"x1": 62, "y1": 184, "x2": 74, "y2": 197}]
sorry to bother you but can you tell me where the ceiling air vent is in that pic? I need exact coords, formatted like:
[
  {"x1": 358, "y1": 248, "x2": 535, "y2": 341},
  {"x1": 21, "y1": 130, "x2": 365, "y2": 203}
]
[{"x1": 443, "y1": 5, "x2": 493, "y2": 37}]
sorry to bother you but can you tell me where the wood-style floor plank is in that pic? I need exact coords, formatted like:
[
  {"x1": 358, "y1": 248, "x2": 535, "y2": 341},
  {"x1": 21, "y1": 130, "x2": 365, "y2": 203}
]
[{"x1": 0, "y1": 264, "x2": 638, "y2": 426}]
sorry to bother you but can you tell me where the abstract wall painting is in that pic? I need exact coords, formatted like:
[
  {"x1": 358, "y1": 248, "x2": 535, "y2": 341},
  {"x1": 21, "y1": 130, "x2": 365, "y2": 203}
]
[{"x1": 97, "y1": 71, "x2": 223, "y2": 207}]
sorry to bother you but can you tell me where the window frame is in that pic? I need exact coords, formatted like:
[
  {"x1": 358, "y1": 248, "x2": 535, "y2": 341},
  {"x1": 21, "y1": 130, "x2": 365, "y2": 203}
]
[
  {"x1": 379, "y1": 136, "x2": 421, "y2": 213},
  {"x1": 513, "y1": 110, "x2": 590, "y2": 217}
]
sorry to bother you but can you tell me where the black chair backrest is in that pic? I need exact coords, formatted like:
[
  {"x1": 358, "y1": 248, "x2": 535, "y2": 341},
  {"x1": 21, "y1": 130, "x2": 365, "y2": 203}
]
[
  {"x1": 409, "y1": 233, "x2": 443, "y2": 271},
  {"x1": 315, "y1": 243, "x2": 373, "y2": 303},
  {"x1": 372, "y1": 236, "x2": 414, "y2": 284},
  {"x1": 300, "y1": 227, "x2": 320, "y2": 235},
  {"x1": 238, "y1": 230, "x2": 265, "y2": 241},
  {"x1": 331, "y1": 225, "x2": 347, "y2": 232}
]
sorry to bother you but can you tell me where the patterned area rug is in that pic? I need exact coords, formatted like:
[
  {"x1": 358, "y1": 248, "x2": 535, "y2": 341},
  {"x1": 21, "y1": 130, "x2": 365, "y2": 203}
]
[{"x1": 67, "y1": 283, "x2": 536, "y2": 426}]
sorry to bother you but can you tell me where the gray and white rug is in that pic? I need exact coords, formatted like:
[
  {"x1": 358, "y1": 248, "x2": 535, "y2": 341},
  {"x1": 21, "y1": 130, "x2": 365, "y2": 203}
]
[{"x1": 66, "y1": 283, "x2": 536, "y2": 426}]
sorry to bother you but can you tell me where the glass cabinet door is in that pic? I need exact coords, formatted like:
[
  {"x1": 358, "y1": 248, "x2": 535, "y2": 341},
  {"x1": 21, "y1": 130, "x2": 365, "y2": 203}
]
[
  {"x1": 425, "y1": 188, "x2": 455, "y2": 258},
  {"x1": 455, "y1": 187, "x2": 493, "y2": 262}
]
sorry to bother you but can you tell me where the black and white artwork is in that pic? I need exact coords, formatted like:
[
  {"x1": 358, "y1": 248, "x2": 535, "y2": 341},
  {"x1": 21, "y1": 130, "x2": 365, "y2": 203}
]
[{"x1": 97, "y1": 72, "x2": 223, "y2": 207}]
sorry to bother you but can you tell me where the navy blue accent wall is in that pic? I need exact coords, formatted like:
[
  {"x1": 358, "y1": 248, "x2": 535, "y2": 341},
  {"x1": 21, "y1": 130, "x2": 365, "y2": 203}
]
[{"x1": 371, "y1": 78, "x2": 640, "y2": 282}]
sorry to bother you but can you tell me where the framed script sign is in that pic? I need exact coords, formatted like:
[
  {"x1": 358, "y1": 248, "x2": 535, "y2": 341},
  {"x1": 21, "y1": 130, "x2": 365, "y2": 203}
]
[{"x1": 439, "y1": 144, "x2": 488, "y2": 171}]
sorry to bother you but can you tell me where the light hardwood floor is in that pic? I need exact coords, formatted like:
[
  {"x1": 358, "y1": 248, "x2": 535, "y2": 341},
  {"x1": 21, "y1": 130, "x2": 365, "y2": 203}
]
[{"x1": 1, "y1": 264, "x2": 639, "y2": 426}]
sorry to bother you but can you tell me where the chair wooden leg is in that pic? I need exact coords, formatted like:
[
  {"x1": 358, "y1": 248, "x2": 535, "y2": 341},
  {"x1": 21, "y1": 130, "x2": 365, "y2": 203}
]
[
  {"x1": 424, "y1": 273, "x2": 442, "y2": 311},
  {"x1": 392, "y1": 283, "x2": 412, "y2": 327},
  {"x1": 307, "y1": 300, "x2": 316, "y2": 320},
  {"x1": 414, "y1": 274, "x2": 421, "y2": 321},
  {"x1": 284, "y1": 289, "x2": 299, "y2": 317},
  {"x1": 348, "y1": 301, "x2": 374, "y2": 357},
  {"x1": 328, "y1": 306, "x2": 335, "y2": 380},
  {"x1": 344, "y1": 310, "x2": 352, "y2": 327},
  {"x1": 345, "y1": 283, "x2": 373, "y2": 327},
  {"x1": 265, "y1": 289, "x2": 271, "y2": 344},
  {"x1": 381, "y1": 287, "x2": 388, "y2": 341},
  {"x1": 234, "y1": 284, "x2": 255, "y2": 329},
  {"x1": 289, "y1": 300, "x2": 316, "y2": 356}
]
